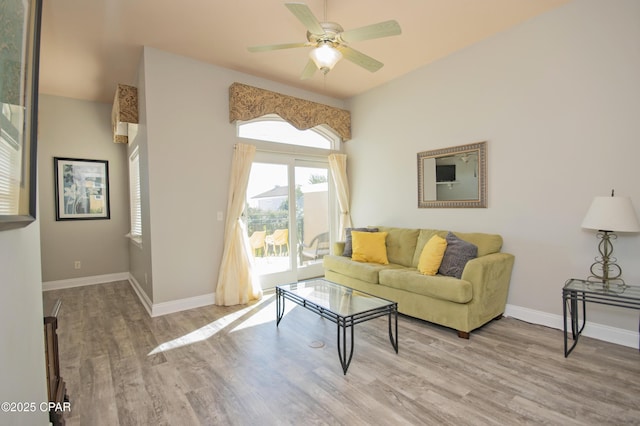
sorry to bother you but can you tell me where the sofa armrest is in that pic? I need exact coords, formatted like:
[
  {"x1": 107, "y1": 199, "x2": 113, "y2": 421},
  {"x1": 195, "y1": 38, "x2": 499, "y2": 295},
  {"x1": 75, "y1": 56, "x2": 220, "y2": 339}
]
[
  {"x1": 461, "y1": 252, "x2": 515, "y2": 313},
  {"x1": 333, "y1": 241, "x2": 345, "y2": 256}
]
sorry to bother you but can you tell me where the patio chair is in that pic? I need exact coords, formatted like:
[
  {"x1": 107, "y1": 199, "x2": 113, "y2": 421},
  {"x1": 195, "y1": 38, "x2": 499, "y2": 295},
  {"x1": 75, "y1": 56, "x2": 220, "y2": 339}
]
[
  {"x1": 266, "y1": 229, "x2": 289, "y2": 256},
  {"x1": 249, "y1": 231, "x2": 267, "y2": 257},
  {"x1": 299, "y1": 231, "x2": 330, "y2": 263}
]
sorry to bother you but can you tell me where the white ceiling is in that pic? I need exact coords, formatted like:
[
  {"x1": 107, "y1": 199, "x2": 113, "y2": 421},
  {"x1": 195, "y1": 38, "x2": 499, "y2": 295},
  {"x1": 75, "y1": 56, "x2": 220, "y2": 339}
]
[{"x1": 38, "y1": 0, "x2": 571, "y2": 104}]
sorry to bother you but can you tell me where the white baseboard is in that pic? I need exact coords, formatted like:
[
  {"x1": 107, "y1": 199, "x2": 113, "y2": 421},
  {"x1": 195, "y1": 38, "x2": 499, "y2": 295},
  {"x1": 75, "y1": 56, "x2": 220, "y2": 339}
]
[
  {"x1": 505, "y1": 304, "x2": 638, "y2": 349},
  {"x1": 150, "y1": 292, "x2": 216, "y2": 317},
  {"x1": 126, "y1": 273, "x2": 215, "y2": 317},
  {"x1": 43, "y1": 271, "x2": 216, "y2": 317},
  {"x1": 42, "y1": 272, "x2": 130, "y2": 291},
  {"x1": 127, "y1": 274, "x2": 153, "y2": 316}
]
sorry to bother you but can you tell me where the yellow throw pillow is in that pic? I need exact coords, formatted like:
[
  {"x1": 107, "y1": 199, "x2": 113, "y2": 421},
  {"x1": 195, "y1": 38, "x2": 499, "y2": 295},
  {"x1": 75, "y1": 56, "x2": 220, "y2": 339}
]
[
  {"x1": 418, "y1": 235, "x2": 448, "y2": 275},
  {"x1": 351, "y1": 231, "x2": 389, "y2": 264}
]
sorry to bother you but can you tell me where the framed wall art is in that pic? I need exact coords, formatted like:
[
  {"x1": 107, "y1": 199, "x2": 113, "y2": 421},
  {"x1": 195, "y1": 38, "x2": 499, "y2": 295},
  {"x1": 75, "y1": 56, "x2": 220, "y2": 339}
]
[
  {"x1": 54, "y1": 158, "x2": 110, "y2": 221},
  {"x1": 0, "y1": 0, "x2": 43, "y2": 231}
]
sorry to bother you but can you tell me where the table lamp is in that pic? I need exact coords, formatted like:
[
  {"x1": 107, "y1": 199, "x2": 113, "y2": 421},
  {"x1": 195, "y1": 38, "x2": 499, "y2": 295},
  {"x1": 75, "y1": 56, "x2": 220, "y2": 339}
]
[{"x1": 581, "y1": 190, "x2": 640, "y2": 289}]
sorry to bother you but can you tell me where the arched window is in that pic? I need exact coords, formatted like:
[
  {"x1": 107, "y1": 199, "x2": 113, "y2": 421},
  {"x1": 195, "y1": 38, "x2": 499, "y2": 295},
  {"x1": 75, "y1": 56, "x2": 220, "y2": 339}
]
[{"x1": 237, "y1": 114, "x2": 340, "y2": 150}]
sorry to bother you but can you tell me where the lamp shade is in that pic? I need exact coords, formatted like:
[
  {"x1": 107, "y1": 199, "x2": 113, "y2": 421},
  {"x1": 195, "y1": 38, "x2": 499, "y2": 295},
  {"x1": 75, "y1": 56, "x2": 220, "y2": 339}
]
[
  {"x1": 581, "y1": 195, "x2": 640, "y2": 232},
  {"x1": 309, "y1": 43, "x2": 342, "y2": 73}
]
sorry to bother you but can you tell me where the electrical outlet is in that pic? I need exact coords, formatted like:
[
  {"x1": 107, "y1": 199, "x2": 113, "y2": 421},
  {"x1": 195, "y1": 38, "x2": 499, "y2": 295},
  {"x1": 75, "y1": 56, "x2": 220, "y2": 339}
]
[{"x1": 74, "y1": 261, "x2": 81, "y2": 269}]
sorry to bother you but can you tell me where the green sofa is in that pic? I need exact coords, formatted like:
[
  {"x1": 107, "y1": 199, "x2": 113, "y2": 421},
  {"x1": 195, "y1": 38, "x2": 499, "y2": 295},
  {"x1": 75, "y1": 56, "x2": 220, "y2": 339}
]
[{"x1": 323, "y1": 226, "x2": 515, "y2": 338}]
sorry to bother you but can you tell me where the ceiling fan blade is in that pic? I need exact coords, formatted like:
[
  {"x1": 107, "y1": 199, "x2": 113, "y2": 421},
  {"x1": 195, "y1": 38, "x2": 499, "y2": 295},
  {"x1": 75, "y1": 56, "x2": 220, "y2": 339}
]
[
  {"x1": 338, "y1": 46, "x2": 384, "y2": 72},
  {"x1": 248, "y1": 42, "x2": 309, "y2": 53},
  {"x1": 300, "y1": 59, "x2": 317, "y2": 80},
  {"x1": 285, "y1": 3, "x2": 325, "y2": 35},
  {"x1": 339, "y1": 20, "x2": 401, "y2": 43}
]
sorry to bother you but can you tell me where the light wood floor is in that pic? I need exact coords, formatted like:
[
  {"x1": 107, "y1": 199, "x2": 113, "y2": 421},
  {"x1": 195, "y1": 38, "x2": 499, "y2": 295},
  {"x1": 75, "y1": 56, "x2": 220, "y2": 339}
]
[{"x1": 43, "y1": 280, "x2": 640, "y2": 426}]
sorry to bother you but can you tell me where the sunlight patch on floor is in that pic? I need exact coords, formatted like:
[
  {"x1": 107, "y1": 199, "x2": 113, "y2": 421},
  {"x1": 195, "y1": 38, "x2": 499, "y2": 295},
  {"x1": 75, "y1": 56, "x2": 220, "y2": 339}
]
[
  {"x1": 230, "y1": 295, "x2": 297, "y2": 333},
  {"x1": 147, "y1": 295, "x2": 275, "y2": 355}
]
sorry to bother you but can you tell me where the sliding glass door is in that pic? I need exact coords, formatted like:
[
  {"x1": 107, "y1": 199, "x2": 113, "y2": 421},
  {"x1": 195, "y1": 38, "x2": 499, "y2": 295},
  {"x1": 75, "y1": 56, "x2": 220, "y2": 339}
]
[{"x1": 245, "y1": 153, "x2": 333, "y2": 289}]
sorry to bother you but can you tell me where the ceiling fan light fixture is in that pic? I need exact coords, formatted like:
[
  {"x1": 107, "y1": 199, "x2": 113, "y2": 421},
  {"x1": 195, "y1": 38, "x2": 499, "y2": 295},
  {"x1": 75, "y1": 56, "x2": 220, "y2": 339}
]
[
  {"x1": 248, "y1": 3, "x2": 400, "y2": 78},
  {"x1": 309, "y1": 43, "x2": 342, "y2": 74}
]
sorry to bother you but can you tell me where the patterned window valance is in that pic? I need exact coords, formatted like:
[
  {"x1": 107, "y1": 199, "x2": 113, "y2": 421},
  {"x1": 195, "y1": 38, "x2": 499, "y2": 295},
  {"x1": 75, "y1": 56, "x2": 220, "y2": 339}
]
[
  {"x1": 229, "y1": 82, "x2": 351, "y2": 141},
  {"x1": 112, "y1": 84, "x2": 138, "y2": 144}
]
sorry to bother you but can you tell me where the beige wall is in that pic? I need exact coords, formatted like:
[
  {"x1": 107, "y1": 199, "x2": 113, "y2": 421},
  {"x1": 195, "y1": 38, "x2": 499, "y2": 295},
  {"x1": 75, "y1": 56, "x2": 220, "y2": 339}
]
[
  {"x1": 138, "y1": 46, "x2": 345, "y2": 304},
  {"x1": 38, "y1": 95, "x2": 130, "y2": 282},
  {"x1": 0, "y1": 223, "x2": 49, "y2": 425},
  {"x1": 303, "y1": 190, "x2": 329, "y2": 246},
  {"x1": 346, "y1": 0, "x2": 640, "y2": 333},
  {"x1": 127, "y1": 55, "x2": 154, "y2": 301}
]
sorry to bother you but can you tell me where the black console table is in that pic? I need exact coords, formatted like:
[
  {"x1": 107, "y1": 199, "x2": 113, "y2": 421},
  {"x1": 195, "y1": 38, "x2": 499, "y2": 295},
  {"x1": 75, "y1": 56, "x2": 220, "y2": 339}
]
[
  {"x1": 562, "y1": 278, "x2": 640, "y2": 357},
  {"x1": 44, "y1": 299, "x2": 68, "y2": 425}
]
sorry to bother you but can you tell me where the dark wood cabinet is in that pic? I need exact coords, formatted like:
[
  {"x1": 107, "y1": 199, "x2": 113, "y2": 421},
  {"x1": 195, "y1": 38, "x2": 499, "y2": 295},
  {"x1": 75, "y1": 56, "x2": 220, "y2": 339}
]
[{"x1": 44, "y1": 299, "x2": 68, "y2": 426}]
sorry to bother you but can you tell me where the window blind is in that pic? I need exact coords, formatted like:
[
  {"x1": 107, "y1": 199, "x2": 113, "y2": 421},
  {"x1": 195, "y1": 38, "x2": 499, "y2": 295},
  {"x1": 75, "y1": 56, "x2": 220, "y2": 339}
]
[
  {"x1": 129, "y1": 148, "x2": 142, "y2": 237},
  {"x1": 0, "y1": 134, "x2": 20, "y2": 215}
]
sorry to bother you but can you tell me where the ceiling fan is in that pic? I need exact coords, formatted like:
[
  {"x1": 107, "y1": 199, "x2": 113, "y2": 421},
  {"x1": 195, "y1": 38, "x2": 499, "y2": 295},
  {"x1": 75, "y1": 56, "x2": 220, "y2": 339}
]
[{"x1": 248, "y1": 2, "x2": 401, "y2": 79}]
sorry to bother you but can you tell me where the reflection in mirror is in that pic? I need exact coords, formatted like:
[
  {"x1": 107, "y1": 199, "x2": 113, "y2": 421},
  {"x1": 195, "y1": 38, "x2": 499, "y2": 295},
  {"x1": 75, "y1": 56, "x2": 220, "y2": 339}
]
[
  {"x1": 0, "y1": 103, "x2": 24, "y2": 215},
  {"x1": 417, "y1": 141, "x2": 486, "y2": 208}
]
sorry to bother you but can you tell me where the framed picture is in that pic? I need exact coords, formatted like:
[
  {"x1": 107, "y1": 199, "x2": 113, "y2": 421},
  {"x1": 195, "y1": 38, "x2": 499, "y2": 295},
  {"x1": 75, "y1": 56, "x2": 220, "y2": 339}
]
[
  {"x1": 54, "y1": 158, "x2": 111, "y2": 221},
  {"x1": 0, "y1": 0, "x2": 43, "y2": 231}
]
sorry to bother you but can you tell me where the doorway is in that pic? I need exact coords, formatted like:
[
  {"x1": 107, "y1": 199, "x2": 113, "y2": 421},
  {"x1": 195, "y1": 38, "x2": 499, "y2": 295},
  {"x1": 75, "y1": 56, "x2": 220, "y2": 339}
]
[{"x1": 245, "y1": 154, "x2": 333, "y2": 289}]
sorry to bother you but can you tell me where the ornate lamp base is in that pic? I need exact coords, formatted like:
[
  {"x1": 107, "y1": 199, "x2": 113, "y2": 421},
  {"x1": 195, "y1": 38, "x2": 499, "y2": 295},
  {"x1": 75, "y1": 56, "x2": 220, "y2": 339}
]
[{"x1": 586, "y1": 230, "x2": 626, "y2": 291}]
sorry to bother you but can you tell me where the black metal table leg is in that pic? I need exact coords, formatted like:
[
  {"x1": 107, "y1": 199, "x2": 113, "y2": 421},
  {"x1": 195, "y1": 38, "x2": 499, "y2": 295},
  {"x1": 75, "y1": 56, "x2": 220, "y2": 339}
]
[
  {"x1": 572, "y1": 295, "x2": 587, "y2": 340},
  {"x1": 563, "y1": 292, "x2": 569, "y2": 357},
  {"x1": 388, "y1": 306, "x2": 398, "y2": 353},
  {"x1": 570, "y1": 292, "x2": 578, "y2": 338},
  {"x1": 564, "y1": 290, "x2": 587, "y2": 357},
  {"x1": 276, "y1": 287, "x2": 285, "y2": 326},
  {"x1": 564, "y1": 292, "x2": 576, "y2": 357},
  {"x1": 337, "y1": 317, "x2": 355, "y2": 375}
]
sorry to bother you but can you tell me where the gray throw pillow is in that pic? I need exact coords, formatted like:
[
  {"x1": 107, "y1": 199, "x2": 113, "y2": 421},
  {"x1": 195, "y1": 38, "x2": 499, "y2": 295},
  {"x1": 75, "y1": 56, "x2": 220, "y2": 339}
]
[
  {"x1": 343, "y1": 227, "x2": 378, "y2": 257},
  {"x1": 438, "y1": 232, "x2": 478, "y2": 279}
]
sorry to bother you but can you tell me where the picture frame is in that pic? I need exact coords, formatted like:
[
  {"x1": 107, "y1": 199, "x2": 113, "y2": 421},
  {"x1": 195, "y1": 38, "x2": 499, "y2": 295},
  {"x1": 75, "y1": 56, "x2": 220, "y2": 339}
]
[
  {"x1": 0, "y1": 0, "x2": 43, "y2": 231},
  {"x1": 54, "y1": 158, "x2": 111, "y2": 221}
]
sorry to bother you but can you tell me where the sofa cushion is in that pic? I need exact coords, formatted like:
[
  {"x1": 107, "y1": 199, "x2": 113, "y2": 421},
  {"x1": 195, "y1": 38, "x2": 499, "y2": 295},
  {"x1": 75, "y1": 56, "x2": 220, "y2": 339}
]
[
  {"x1": 418, "y1": 235, "x2": 447, "y2": 275},
  {"x1": 439, "y1": 232, "x2": 478, "y2": 279},
  {"x1": 343, "y1": 227, "x2": 378, "y2": 257},
  {"x1": 375, "y1": 226, "x2": 420, "y2": 267},
  {"x1": 412, "y1": 229, "x2": 448, "y2": 267},
  {"x1": 452, "y1": 231, "x2": 502, "y2": 257},
  {"x1": 352, "y1": 231, "x2": 389, "y2": 264},
  {"x1": 412, "y1": 229, "x2": 502, "y2": 266},
  {"x1": 379, "y1": 268, "x2": 472, "y2": 304},
  {"x1": 323, "y1": 255, "x2": 402, "y2": 284}
]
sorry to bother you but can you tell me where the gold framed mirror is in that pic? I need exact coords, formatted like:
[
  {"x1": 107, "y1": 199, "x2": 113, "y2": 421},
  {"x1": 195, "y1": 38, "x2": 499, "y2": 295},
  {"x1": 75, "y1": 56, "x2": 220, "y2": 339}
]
[{"x1": 417, "y1": 141, "x2": 487, "y2": 208}]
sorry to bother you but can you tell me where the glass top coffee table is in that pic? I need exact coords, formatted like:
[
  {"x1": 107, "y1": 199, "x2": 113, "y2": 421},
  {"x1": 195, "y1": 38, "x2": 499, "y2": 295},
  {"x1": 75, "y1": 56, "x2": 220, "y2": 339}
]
[{"x1": 276, "y1": 279, "x2": 398, "y2": 374}]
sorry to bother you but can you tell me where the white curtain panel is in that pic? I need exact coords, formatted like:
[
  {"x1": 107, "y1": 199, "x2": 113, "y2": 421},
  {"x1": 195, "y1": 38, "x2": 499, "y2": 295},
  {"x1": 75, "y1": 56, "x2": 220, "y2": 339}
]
[
  {"x1": 328, "y1": 153, "x2": 352, "y2": 240},
  {"x1": 216, "y1": 143, "x2": 262, "y2": 306}
]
